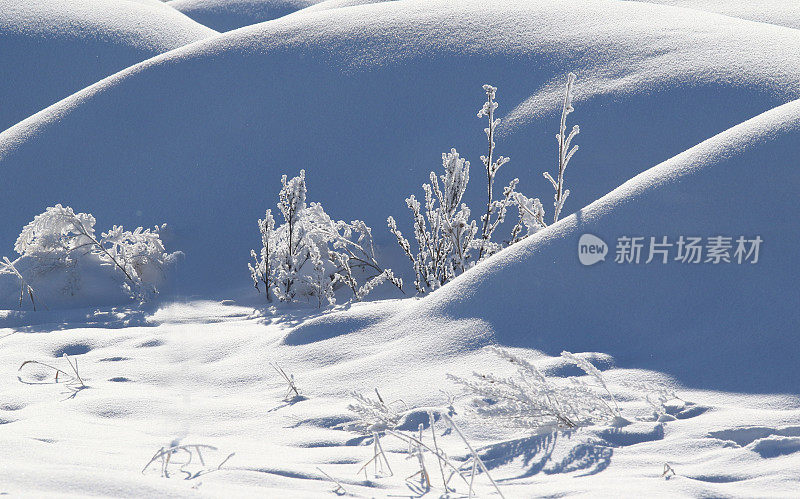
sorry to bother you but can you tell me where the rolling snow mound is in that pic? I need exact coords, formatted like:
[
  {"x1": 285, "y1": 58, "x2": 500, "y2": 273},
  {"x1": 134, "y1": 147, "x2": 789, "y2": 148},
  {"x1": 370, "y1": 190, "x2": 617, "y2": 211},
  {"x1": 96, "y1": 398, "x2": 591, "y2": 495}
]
[
  {"x1": 0, "y1": 0, "x2": 217, "y2": 131},
  {"x1": 626, "y1": 0, "x2": 800, "y2": 30},
  {"x1": 167, "y1": 0, "x2": 320, "y2": 31},
  {"x1": 2, "y1": 0, "x2": 800, "y2": 297},
  {"x1": 394, "y1": 97, "x2": 800, "y2": 394}
]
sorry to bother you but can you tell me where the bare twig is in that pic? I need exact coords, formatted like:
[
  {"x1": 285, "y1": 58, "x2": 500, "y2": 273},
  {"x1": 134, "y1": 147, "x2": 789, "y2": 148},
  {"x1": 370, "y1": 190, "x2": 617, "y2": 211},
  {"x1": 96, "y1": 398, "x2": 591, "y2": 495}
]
[
  {"x1": 271, "y1": 363, "x2": 299, "y2": 399},
  {"x1": 357, "y1": 432, "x2": 393, "y2": 479},
  {"x1": 428, "y1": 411, "x2": 450, "y2": 492},
  {"x1": 1, "y1": 256, "x2": 42, "y2": 311},
  {"x1": 142, "y1": 444, "x2": 233, "y2": 478},
  {"x1": 386, "y1": 429, "x2": 472, "y2": 490},
  {"x1": 442, "y1": 414, "x2": 505, "y2": 498},
  {"x1": 19, "y1": 353, "x2": 85, "y2": 388},
  {"x1": 317, "y1": 467, "x2": 347, "y2": 495}
]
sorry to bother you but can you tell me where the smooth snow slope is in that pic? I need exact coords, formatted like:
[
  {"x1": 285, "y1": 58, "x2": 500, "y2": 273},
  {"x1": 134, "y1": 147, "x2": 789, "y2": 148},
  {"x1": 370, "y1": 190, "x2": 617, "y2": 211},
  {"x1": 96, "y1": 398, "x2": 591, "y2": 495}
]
[
  {"x1": 167, "y1": 0, "x2": 321, "y2": 31},
  {"x1": 625, "y1": 0, "x2": 800, "y2": 30},
  {"x1": 380, "y1": 97, "x2": 800, "y2": 394},
  {"x1": 2, "y1": 0, "x2": 800, "y2": 296},
  {"x1": 0, "y1": 0, "x2": 217, "y2": 131}
]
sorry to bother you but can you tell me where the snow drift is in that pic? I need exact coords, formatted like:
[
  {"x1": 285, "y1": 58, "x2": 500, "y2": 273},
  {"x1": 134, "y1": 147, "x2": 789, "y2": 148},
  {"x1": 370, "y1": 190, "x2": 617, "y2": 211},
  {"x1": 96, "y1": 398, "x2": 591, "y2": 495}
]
[
  {"x1": 2, "y1": 0, "x2": 800, "y2": 297},
  {"x1": 0, "y1": 0, "x2": 217, "y2": 131},
  {"x1": 384, "y1": 97, "x2": 800, "y2": 394},
  {"x1": 166, "y1": 0, "x2": 320, "y2": 31},
  {"x1": 625, "y1": 0, "x2": 800, "y2": 30}
]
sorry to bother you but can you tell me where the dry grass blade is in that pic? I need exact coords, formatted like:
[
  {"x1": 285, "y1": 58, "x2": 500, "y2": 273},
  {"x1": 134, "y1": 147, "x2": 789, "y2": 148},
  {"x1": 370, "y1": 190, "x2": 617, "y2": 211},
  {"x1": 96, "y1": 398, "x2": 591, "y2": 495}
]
[
  {"x1": 19, "y1": 353, "x2": 85, "y2": 388},
  {"x1": 1, "y1": 256, "x2": 42, "y2": 311},
  {"x1": 271, "y1": 363, "x2": 299, "y2": 399},
  {"x1": 387, "y1": 429, "x2": 472, "y2": 491},
  {"x1": 442, "y1": 414, "x2": 505, "y2": 498},
  {"x1": 317, "y1": 467, "x2": 347, "y2": 496},
  {"x1": 142, "y1": 444, "x2": 234, "y2": 479}
]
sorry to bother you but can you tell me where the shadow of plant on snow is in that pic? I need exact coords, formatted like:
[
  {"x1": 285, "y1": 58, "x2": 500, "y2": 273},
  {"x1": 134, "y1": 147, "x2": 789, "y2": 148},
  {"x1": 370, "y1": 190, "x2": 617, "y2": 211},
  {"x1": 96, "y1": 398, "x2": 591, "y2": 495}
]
[{"x1": 477, "y1": 431, "x2": 613, "y2": 480}]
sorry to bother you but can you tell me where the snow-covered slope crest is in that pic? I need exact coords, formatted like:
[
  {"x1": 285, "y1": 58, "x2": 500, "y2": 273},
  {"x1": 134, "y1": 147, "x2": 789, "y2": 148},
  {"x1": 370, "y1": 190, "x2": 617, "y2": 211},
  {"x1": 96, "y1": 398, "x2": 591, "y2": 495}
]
[
  {"x1": 166, "y1": 0, "x2": 320, "y2": 31},
  {"x1": 626, "y1": 0, "x2": 800, "y2": 30},
  {"x1": 378, "y1": 97, "x2": 800, "y2": 394},
  {"x1": 2, "y1": 0, "x2": 800, "y2": 297},
  {"x1": 0, "y1": 0, "x2": 217, "y2": 131}
]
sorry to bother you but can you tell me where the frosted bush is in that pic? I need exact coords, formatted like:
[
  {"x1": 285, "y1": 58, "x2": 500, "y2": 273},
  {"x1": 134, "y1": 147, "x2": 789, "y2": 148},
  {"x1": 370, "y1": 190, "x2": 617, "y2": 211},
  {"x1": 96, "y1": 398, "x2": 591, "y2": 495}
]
[
  {"x1": 448, "y1": 347, "x2": 621, "y2": 432},
  {"x1": 387, "y1": 149, "x2": 479, "y2": 293},
  {"x1": 389, "y1": 74, "x2": 582, "y2": 293},
  {"x1": 249, "y1": 170, "x2": 401, "y2": 306},
  {"x1": 341, "y1": 390, "x2": 404, "y2": 434},
  {"x1": 8, "y1": 204, "x2": 180, "y2": 302}
]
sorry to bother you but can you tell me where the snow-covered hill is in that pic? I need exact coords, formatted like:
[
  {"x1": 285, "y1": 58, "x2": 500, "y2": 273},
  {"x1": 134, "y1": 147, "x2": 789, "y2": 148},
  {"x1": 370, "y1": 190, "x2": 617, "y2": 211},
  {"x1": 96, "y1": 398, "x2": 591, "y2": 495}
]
[
  {"x1": 2, "y1": 0, "x2": 799, "y2": 298},
  {"x1": 2, "y1": 1, "x2": 800, "y2": 496},
  {"x1": 166, "y1": 0, "x2": 319, "y2": 31},
  {"x1": 0, "y1": 0, "x2": 217, "y2": 131},
  {"x1": 626, "y1": 0, "x2": 800, "y2": 30},
  {"x1": 387, "y1": 97, "x2": 800, "y2": 393}
]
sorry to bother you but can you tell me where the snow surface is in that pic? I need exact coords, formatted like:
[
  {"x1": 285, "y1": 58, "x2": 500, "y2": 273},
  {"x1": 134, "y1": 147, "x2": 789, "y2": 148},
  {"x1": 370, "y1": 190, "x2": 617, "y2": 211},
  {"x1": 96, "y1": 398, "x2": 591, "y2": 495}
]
[
  {"x1": 0, "y1": 0, "x2": 217, "y2": 132},
  {"x1": 2, "y1": 1, "x2": 800, "y2": 496},
  {"x1": 2, "y1": 0, "x2": 800, "y2": 295},
  {"x1": 626, "y1": 0, "x2": 800, "y2": 30},
  {"x1": 1, "y1": 297, "x2": 798, "y2": 497},
  {"x1": 167, "y1": 0, "x2": 318, "y2": 31}
]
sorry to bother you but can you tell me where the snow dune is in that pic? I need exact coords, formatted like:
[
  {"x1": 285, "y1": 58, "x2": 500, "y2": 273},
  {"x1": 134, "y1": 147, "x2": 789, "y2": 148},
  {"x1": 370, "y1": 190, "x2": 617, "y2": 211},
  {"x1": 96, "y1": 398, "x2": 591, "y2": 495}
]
[
  {"x1": 625, "y1": 0, "x2": 800, "y2": 30},
  {"x1": 166, "y1": 0, "x2": 321, "y2": 31},
  {"x1": 386, "y1": 96, "x2": 800, "y2": 394},
  {"x1": 0, "y1": 0, "x2": 217, "y2": 131},
  {"x1": 1, "y1": 0, "x2": 799, "y2": 297},
  {"x1": 166, "y1": 0, "x2": 391, "y2": 32}
]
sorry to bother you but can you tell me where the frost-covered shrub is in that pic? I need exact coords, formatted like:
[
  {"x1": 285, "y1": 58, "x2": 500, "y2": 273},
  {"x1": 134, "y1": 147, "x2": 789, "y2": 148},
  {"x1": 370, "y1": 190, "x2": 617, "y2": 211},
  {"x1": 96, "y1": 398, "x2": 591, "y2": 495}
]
[
  {"x1": 448, "y1": 348, "x2": 621, "y2": 432},
  {"x1": 389, "y1": 74, "x2": 582, "y2": 293},
  {"x1": 340, "y1": 390, "x2": 405, "y2": 434},
  {"x1": 249, "y1": 170, "x2": 401, "y2": 306},
  {"x1": 387, "y1": 149, "x2": 479, "y2": 293},
  {"x1": 7, "y1": 204, "x2": 179, "y2": 302}
]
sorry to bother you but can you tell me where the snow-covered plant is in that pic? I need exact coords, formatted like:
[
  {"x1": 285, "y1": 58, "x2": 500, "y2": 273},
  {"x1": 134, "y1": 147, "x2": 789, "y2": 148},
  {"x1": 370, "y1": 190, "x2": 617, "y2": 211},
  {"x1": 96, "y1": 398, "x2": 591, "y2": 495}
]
[
  {"x1": 249, "y1": 170, "x2": 401, "y2": 306},
  {"x1": 10, "y1": 204, "x2": 179, "y2": 302},
  {"x1": 449, "y1": 347, "x2": 620, "y2": 432},
  {"x1": 388, "y1": 149, "x2": 479, "y2": 293},
  {"x1": 0, "y1": 256, "x2": 39, "y2": 310},
  {"x1": 544, "y1": 72, "x2": 580, "y2": 224},
  {"x1": 620, "y1": 379, "x2": 683, "y2": 419},
  {"x1": 389, "y1": 74, "x2": 583, "y2": 293},
  {"x1": 342, "y1": 390, "x2": 405, "y2": 434},
  {"x1": 475, "y1": 85, "x2": 519, "y2": 260},
  {"x1": 271, "y1": 363, "x2": 301, "y2": 401}
]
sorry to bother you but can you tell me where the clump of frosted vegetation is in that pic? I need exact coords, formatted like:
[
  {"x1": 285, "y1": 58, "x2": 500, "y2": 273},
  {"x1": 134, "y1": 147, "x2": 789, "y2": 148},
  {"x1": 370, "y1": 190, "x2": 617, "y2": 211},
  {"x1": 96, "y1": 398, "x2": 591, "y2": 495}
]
[
  {"x1": 249, "y1": 170, "x2": 401, "y2": 306},
  {"x1": 389, "y1": 74, "x2": 581, "y2": 293},
  {"x1": 449, "y1": 347, "x2": 623, "y2": 431},
  {"x1": 3, "y1": 204, "x2": 179, "y2": 303},
  {"x1": 341, "y1": 390, "x2": 405, "y2": 434}
]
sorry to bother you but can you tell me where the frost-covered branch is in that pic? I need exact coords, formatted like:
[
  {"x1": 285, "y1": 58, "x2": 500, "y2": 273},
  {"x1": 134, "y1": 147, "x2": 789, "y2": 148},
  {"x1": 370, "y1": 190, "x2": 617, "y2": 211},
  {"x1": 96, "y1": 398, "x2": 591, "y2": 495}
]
[
  {"x1": 449, "y1": 347, "x2": 620, "y2": 432},
  {"x1": 544, "y1": 73, "x2": 580, "y2": 224},
  {"x1": 476, "y1": 85, "x2": 514, "y2": 260}
]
